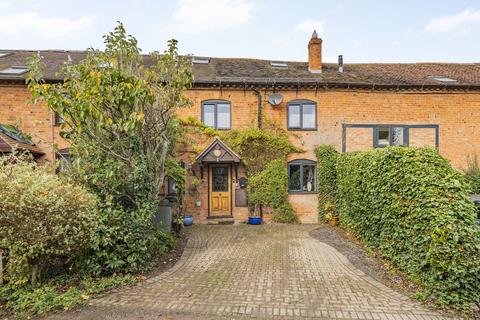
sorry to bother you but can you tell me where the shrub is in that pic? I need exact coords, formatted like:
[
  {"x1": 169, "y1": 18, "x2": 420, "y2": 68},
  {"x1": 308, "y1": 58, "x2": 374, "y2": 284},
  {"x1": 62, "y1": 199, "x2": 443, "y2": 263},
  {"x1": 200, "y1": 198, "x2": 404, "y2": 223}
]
[
  {"x1": 223, "y1": 125, "x2": 301, "y2": 175},
  {"x1": 0, "y1": 274, "x2": 134, "y2": 318},
  {"x1": 0, "y1": 155, "x2": 99, "y2": 285},
  {"x1": 336, "y1": 147, "x2": 480, "y2": 307},
  {"x1": 463, "y1": 155, "x2": 480, "y2": 194},
  {"x1": 248, "y1": 159, "x2": 298, "y2": 223},
  {"x1": 315, "y1": 145, "x2": 339, "y2": 221}
]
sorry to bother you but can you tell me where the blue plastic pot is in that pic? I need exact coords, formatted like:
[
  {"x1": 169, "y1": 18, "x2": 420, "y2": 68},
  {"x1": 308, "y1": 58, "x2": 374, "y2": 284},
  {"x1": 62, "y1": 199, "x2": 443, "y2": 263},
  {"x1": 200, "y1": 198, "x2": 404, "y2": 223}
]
[
  {"x1": 183, "y1": 215, "x2": 194, "y2": 226},
  {"x1": 248, "y1": 216, "x2": 262, "y2": 225}
]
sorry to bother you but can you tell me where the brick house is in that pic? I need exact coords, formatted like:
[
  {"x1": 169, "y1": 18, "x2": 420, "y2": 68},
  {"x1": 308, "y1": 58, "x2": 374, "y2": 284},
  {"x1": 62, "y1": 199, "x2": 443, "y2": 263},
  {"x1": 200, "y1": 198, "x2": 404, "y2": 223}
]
[{"x1": 1, "y1": 32, "x2": 480, "y2": 224}]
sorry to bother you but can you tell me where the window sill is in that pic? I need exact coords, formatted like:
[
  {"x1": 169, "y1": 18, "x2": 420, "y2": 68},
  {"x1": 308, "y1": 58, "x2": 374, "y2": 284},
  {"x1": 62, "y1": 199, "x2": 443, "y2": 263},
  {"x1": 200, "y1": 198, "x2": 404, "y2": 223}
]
[
  {"x1": 287, "y1": 128, "x2": 318, "y2": 131},
  {"x1": 288, "y1": 191, "x2": 318, "y2": 195}
]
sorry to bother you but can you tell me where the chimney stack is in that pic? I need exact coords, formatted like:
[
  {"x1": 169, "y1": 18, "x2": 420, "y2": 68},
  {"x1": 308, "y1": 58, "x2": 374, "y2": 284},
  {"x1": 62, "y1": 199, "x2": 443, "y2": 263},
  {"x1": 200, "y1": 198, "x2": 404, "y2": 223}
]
[
  {"x1": 308, "y1": 30, "x2": 322, "y2": 73},
  {"x1": 338, "y1": 55, "x2": 344, "y2": 73}
]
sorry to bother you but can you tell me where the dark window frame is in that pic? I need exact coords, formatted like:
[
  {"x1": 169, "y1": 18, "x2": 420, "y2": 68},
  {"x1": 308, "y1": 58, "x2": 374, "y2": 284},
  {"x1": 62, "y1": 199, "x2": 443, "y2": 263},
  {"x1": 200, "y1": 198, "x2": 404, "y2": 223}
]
[
  {"x1": 288, "y1": 159, "x2": 317, "y2": 194},
  {"x1": 201, "y1": 99, "x2": 232, "y2": 130},
  {"x1": 341, "y1": 124, "x2": 439, "y2": 152},
  {"x1": 286, "y1": 99, "x2": 317, "y2": 131},
  {"x1": 373, "y1": 125, "x2": 409, "y2": 148}
]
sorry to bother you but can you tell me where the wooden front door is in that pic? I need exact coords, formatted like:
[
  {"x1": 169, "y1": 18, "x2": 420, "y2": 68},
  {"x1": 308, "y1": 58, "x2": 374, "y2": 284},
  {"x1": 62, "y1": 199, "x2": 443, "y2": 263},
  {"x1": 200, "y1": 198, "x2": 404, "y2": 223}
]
[{"x1": 209, "y1": 164, "x2": 231, "y2": 216}]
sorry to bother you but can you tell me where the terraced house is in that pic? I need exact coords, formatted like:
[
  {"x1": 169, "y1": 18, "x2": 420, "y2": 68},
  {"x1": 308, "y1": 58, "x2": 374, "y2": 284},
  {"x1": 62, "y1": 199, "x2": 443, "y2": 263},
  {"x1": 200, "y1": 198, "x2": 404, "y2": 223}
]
[{"x1": 1, "y1": 32, "x2": 480, "y2": 224}]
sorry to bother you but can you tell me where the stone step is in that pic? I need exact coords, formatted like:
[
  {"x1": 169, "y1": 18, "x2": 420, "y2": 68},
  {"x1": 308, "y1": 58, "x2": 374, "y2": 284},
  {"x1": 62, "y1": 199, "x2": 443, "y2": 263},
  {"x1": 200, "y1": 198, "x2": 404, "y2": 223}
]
[{"x1": 205, "y1": 217, "x2": 235, "y2": 225}]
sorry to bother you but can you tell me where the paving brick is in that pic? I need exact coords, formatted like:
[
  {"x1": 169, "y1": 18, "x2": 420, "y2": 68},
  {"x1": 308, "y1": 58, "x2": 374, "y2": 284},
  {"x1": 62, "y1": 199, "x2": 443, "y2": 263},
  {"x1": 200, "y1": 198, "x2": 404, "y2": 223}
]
[{"x1": 92, "y1": 225, "x2": 456, "y2": 319}]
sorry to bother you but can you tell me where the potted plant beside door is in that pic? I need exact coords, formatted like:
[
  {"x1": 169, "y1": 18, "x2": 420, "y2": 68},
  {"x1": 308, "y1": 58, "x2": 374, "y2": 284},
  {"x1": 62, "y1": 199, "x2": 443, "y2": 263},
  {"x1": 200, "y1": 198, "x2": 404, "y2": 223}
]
[{"x1": 248, "y1": 204, "x2": 262, "y2": 225}]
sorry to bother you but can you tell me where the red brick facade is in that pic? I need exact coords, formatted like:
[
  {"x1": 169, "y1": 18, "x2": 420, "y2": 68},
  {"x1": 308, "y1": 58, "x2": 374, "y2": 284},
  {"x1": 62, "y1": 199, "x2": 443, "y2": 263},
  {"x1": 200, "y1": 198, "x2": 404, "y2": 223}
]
[{"x1": 2, "y1": 84, "x2": 479, "y2": 223}]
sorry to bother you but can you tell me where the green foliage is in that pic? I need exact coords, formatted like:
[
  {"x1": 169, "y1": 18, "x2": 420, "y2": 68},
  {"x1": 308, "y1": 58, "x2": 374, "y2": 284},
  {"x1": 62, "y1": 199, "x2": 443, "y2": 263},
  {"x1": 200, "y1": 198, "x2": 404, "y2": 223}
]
[
  {"x1": 336, "y1": 147, "x2": 480, "y2": 307},
  {"x1": 315, "y1": 145, "x2": 339, "y2": 221},
  {"x1": 0, "y1": 274, "x2": 134, "y2": 318},
  {"x1": 247, "y1": 159, "x2": 298, "y2": 223},
  {"x1": 222, "y1": 125, "x2": 302, "y2": 175},
  {"x1": 0, "y1": 153, "x2": 99, "y2": 286},
  {"x1": 181, "y1": 116, "x2": 219, "y2": 137},
  {"x1": 463, "y1": 155, "x2": 480, "y2": 194},
  {"x1": 26, "y1": 22, "x2": 191, "y2": 275}
]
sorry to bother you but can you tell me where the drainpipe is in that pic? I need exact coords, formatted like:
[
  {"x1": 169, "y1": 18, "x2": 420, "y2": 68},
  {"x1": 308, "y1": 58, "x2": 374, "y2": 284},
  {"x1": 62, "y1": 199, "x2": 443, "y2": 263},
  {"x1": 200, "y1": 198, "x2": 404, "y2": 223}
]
[{"x1": 251, "y1": 87, "x2": 262, "y2": 129}]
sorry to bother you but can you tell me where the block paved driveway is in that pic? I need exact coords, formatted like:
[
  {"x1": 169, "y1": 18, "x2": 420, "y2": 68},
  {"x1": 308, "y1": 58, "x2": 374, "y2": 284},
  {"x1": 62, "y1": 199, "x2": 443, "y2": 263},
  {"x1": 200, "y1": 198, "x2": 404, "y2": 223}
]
[{"x1": 92, "y1": 225, "x2": 452, "y2": 320}]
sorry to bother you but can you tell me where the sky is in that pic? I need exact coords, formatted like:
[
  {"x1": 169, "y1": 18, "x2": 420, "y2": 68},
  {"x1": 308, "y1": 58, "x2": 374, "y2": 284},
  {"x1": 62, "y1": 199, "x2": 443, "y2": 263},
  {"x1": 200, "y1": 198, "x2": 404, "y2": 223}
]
[{"x1": 0, "y1": 0, "x2": 479, "y2": 63}]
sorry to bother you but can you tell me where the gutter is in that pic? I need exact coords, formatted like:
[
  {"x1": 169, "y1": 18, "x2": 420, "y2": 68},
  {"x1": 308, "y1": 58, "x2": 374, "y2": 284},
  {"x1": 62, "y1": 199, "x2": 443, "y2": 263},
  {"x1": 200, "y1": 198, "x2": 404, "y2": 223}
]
[{"x1": 251, "y1": 87, "x2": 262, "y2": 129}]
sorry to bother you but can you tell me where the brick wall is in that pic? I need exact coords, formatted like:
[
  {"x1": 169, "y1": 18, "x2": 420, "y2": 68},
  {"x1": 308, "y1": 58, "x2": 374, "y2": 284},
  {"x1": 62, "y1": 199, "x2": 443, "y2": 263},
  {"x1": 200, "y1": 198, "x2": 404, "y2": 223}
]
[
  {"x1": 0, "y1": 84, "x2": 68, "y2": 161},
  {"x1": 2, "y1": 84, "x2": 480, "y2": 223}
]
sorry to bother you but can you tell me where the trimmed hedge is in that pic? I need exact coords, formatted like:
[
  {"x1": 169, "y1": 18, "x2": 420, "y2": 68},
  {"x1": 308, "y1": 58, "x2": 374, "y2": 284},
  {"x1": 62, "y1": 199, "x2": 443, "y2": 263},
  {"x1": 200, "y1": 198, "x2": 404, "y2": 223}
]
[
  {"x1": 335, "y1": 147, "x2": 480, "y2": 307},
  {"x1": 315, "y1": 145, "x2": 339, "y2": 221}
]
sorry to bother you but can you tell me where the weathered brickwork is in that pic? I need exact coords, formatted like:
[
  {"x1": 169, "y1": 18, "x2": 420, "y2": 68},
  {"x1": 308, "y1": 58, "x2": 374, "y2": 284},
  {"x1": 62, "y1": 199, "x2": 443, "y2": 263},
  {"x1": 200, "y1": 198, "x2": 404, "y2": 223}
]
[
  {"x1": 0, "y1": 84, "x2": 68, "y2": 161},
  {"x1": 1, "y1": 84, "x2": 479, "y2": 223}
]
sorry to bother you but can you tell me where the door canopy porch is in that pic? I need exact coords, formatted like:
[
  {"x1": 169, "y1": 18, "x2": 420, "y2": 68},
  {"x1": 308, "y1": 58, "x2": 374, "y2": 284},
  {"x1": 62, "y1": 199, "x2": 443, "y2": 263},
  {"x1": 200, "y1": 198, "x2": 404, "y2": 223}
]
[{"x1": 195, "y1": 137, "x2": 241, "y2": 164}]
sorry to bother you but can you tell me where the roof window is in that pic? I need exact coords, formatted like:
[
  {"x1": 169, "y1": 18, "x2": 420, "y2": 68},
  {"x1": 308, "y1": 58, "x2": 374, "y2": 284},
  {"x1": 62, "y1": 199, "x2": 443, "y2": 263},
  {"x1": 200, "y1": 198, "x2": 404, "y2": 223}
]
[
  {"x1": 0, "y1": 66, "x2": 29, "y2": 75},
  {"x1": 270, "y1": 61, "x2": 288, "y2": 68},
  {"x1": 0, "y1": 52, "x2": 13, "y2": 58},
  {"x1": 429, "y1": 76, "x2": 457, "y2": 83},
  {"x1": 192, "y1": 56, "x2": 210, "y2": 64}
]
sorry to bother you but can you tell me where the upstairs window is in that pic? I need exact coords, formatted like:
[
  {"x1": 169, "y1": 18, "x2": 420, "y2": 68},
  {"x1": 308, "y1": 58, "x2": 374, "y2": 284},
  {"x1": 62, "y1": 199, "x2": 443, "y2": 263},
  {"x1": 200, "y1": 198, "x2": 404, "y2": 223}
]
[
  {"x1": 288, "y1": 159, "x2": 316, "y2": 193},
  {"x1": 202, "y1": 100, "x2": 231, "y2": 130},
  {"x1": 287, "y1": 100, "x2": 316, "y2": 130},
  {"x1": 374, "y1": 126, "x2": 407, "y2": 148}
]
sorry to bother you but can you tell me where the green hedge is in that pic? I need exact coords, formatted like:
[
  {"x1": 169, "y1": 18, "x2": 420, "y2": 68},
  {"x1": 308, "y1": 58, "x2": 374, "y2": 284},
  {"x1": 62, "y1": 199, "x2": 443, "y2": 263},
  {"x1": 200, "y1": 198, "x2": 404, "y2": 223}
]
[
  {"x1": 315, "y1": 145, "x2": 339, "y2": 221},
  {"x1": 335, "y1": 147, "x2": 480, "y2": 306}
]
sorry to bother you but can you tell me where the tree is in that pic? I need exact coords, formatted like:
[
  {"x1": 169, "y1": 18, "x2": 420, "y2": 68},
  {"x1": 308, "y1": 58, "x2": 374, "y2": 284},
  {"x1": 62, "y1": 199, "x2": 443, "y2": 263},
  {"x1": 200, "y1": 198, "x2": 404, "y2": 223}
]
[
  {"x1": 26, "y1": 22, "x2": 193, "y2": 273},
  {"x1": 27, "y1": 22, "x2": 192, "y2": 209}
]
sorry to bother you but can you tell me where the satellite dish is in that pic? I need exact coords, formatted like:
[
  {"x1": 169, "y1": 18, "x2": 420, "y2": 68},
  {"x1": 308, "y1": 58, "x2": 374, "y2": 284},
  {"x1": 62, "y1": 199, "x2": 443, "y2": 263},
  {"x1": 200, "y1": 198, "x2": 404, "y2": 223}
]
[{"x1": 268, "y1": 93, "x2": 283, "y2": 106}]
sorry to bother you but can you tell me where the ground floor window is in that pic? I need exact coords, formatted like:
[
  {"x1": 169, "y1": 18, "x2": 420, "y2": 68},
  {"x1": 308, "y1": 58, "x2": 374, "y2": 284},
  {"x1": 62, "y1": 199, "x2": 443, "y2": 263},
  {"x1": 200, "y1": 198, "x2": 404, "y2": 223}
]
[
  {"x1": 288, "y1": 159, "x2": 316, "y2": 193},
  {"x1": 374, "y1": 126, "x2": 407, "y2": 148}
]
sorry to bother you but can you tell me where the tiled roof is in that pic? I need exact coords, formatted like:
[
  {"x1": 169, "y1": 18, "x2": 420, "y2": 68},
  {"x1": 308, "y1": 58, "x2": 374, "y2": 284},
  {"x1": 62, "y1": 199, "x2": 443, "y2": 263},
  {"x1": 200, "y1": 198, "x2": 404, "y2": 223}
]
[
  {"x1": 0, "y1": 124, "x2": 44, "y2": 155},
  {"x1": 1, "y1": 50, "x2": 480, "y2": 89}
]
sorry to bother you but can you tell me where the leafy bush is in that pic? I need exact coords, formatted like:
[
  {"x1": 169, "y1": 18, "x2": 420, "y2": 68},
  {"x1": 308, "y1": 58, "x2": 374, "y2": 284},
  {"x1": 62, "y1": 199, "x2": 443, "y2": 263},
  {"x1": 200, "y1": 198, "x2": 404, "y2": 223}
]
[
  {"x1": 0, "y1": 154, "x2": 99, "y2": 286},
  {"x1": 315, "y1": 145, "x2": 339, "y2": 221},
  {"x1": 336, "y1": 147, "x2": 480, "y2": 307},
  {"x1": 0, "y1": 274, "x2": 134, "y2": 318},
  {"x1": 223, "y1": 125, "x2": 301, "y2": 175},
  {"x1": 248, "y1": 159, "x2": 298, "y2": 223},
  {"x1": 463, "y1": 155, "x2": 480, "y2": 194}
]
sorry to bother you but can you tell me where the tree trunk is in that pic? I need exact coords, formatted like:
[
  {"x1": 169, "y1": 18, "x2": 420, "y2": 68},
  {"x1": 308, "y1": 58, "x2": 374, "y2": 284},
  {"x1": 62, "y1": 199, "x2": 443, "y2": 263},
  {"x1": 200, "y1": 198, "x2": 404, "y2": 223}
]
[
  {"x1": 0, "y1": 249, "x2": 3, "y2": 286},
  {"x1": 31, "y1": 263, "x2": 40, "y2": 285}
]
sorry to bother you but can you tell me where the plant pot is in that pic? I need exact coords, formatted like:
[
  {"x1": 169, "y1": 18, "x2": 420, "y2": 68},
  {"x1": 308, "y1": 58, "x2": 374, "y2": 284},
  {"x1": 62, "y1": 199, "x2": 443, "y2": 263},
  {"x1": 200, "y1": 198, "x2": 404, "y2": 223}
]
[
  {"x1": 183, "y1": 215, "x2": 193, "y2": 226},
  {"x1": 329, "y1": 218, "x2": 338, "y2": 227},
  {"x1": 248, "y1": 216, "x2": 262, "y2": 225}
]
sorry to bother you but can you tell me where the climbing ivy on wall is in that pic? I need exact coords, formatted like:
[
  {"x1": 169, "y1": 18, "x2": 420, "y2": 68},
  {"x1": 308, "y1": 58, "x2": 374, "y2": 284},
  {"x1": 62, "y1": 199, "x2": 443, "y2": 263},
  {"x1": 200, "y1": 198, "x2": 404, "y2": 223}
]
[{"x1": 181, "y1": 118, "x2": 302, "y2": 223}]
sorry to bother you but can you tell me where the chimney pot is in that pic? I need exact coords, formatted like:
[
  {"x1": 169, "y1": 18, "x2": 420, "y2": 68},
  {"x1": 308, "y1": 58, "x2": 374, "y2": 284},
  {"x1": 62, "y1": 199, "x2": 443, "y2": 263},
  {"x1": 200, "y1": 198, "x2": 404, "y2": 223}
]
[{"x1": 308, "y1": 30, "x2": 322, "y2": 73}]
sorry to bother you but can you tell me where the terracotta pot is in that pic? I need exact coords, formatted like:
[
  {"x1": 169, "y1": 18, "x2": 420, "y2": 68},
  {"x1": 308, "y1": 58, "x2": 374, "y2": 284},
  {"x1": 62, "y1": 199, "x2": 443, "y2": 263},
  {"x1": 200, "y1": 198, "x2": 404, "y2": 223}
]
[{"x1": 329, "y1": 218, "x2": 338, "y2": 227}]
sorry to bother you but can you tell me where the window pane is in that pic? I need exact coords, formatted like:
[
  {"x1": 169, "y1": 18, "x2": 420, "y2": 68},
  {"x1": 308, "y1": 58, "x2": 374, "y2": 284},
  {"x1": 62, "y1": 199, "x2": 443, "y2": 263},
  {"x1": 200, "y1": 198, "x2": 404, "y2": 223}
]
[
  {"x1": 302, "y1": 165, "x2": 315, "y2": 192},
  {"x1": 289, "y1": 164, "x2": 301, "y2": 191},
  {"x1": 377, "y1": 127, "x2": 389, "y2": 146},
  {"x1": 391, "y1": 127, "x2": 404, "y2": 146},
  {"x1": 216, "y1": 103, "x2": 231, "y2": 129},
  {"x1": 288, "y1": 105, "x2": 301, "y2": 128},
  {"x1": 302, "y1": 104, "x2": 316, "y2": 129},
  {"x1": 203, "y1": 104, "x2": 215, "y2": 127}
]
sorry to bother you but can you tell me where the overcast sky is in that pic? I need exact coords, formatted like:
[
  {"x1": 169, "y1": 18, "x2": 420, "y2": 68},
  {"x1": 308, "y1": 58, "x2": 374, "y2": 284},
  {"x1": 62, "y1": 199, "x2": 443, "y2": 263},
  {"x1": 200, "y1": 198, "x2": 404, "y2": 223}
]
[{"x1": 0, "y1": 0, "x2": 479, "y2": 63}]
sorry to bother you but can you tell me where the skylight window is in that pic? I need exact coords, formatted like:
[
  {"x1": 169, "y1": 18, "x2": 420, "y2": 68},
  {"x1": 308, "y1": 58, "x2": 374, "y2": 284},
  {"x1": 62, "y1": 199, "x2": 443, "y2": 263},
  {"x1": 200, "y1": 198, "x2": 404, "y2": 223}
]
[
  {"x1": 0, "y1": 52, "x2": 12, "y2": 58},
  {"x1": 429, "y1": 76, "x2": 457, "y2": 83},
  {"x1": 0, "y1": 66, "x2": 29, "y2": 75},
  {"x1": 192, "y1": 56, "x2": 210, "y2": 64},
  {"x1": 270, "y1": 61, "x2": 288, "y2": 68}
]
